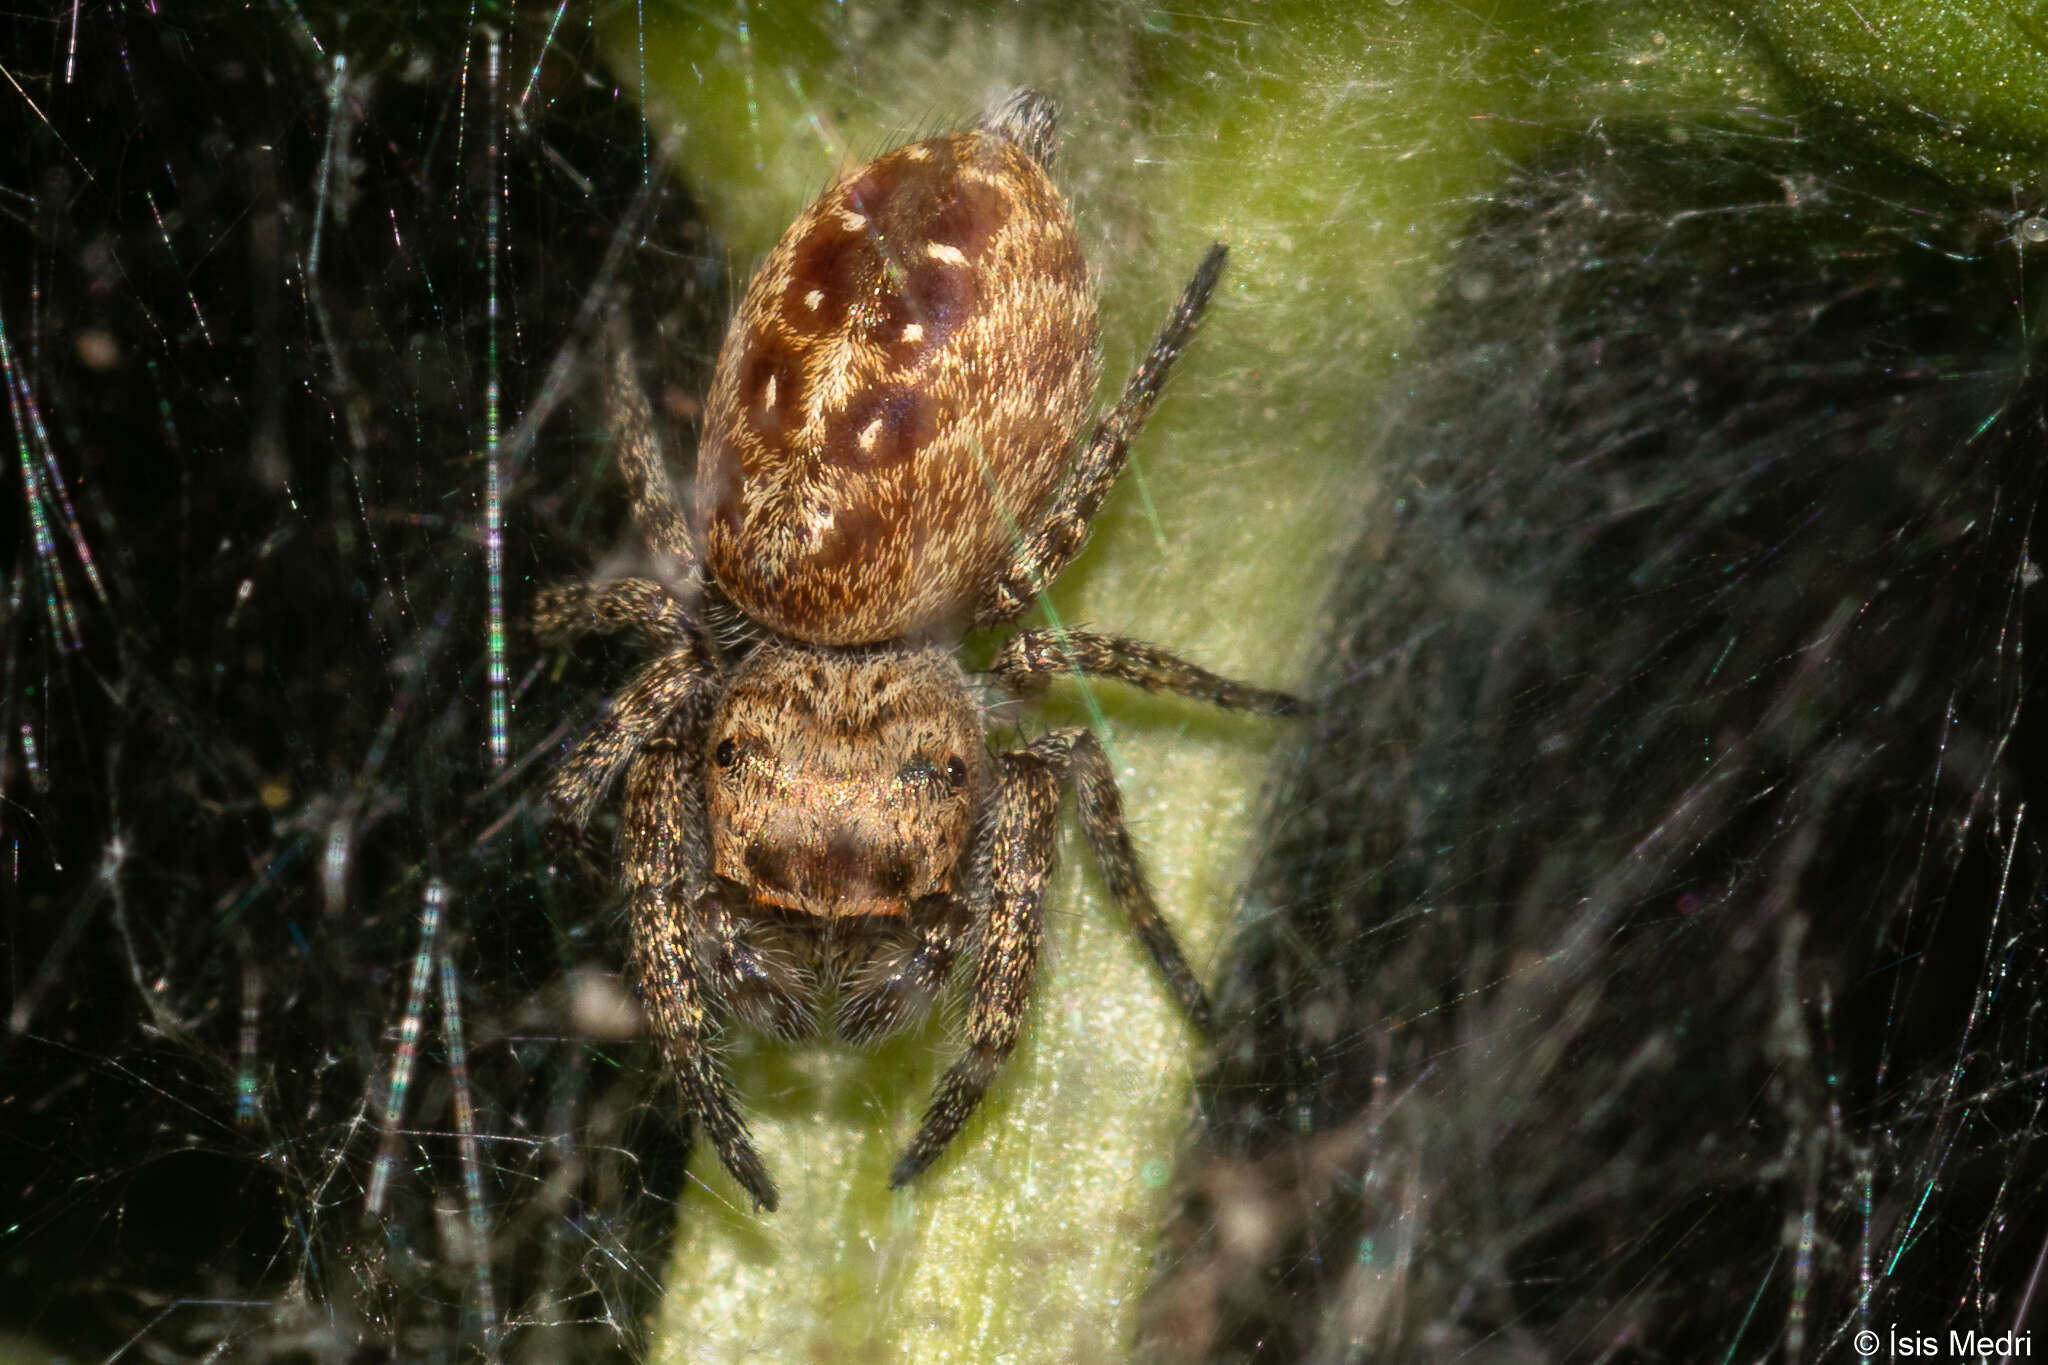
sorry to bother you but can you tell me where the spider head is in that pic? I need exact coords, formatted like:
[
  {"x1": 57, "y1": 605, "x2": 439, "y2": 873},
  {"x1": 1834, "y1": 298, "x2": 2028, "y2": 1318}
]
[{"x1": 706, "y1": 642, "x2": 986, "y2": 919}]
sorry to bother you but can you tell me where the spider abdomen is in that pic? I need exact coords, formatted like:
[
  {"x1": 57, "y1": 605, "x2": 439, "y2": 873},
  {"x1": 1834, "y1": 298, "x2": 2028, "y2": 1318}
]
[{"x1": 698, "y1": 124, "x2": 1100, "y2": 645}]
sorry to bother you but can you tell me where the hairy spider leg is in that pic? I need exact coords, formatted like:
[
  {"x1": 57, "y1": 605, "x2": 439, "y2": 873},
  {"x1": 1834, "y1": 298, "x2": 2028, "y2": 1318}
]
[
  {"x1": 532, "y1": 577, "x2": 695, "y2": 651},
  {"x1": 604, "y1": 315, "x2": 698, "y2": 579},
  {"x1": 975, "y1": 241, "x2": 1229, "y2": 627},
  {"x1": 990, "y1": 627, "x2": 1299, "y2": 717},
  {"x1": 1061, "y1": 728, "x2": 1216, "y2": 1032},
  {"x1": 546, "y1": 640, "x2": 715, "y2": 830},
  {"x1": 623, "y1": 734, "x2": 782, "y2": 1213},
  {"x1": 891, "y1": 742, "x2": 1059, "y2": 1187},
  {"x1": 892, "y1": 724, "x2": 1230, "y2": 1185}
]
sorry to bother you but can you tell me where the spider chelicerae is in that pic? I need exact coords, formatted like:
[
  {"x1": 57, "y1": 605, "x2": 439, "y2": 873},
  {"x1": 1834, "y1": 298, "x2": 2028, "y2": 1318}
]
[{"x1": 536, "y1": 90, "x2": 1295, "y2": 1211}]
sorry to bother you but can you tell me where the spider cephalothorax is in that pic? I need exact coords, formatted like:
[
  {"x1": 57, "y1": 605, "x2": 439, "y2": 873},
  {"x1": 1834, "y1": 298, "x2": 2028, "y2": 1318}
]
[
  {"x1": 704, "y1": 642, "x2": 987, "y2": 921},
  {"x1": 537, "y1": 90, "x2": 1294, "y2": 1211}
]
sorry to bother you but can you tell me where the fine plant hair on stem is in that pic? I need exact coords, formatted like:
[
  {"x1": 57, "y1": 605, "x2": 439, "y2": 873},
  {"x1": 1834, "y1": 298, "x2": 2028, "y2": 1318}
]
[{"x1": 1145, "y1": 122, "x2": 2048, "y2": 1361}]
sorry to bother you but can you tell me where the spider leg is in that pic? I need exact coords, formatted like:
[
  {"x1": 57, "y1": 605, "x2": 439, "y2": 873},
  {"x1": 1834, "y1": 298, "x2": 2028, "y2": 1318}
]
[
  {"x1": 973, "y1": 243, "x2": 1228, "y2": 627},
  {"x1": 890, "y1": 746, "x2": 1060, "y2": 1187},
  {"x1": 533, "y1": 577, "x2": 695, "y2": 650},
  {"x1": 549, "y1": 638, "x2": 713, "y2": 830},
  {"x1": 1053, "y1": 727, "x2": 1216, "y2": 1032},
  {"x1": 624, "y1": 734, "x2": 779, "y2": 1211},
  {"x1": 990, "y1": 627, "x2": 1297, "y2": 716},
  {"x1": 890, "y1": 726, "x2": 1213, "y2": 1186},
  {"x1": 977, "y1": 87, "x2": 1058, "y2": 170},
  {"x1": 604, "y1": 315, "x2": 698, "y2": 578}
]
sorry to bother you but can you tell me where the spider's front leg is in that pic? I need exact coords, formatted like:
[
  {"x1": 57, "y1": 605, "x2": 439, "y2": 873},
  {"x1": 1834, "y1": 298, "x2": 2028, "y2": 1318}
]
[
  {"x1": 890, "y1": 728, "x2": 1214, "y2": 1186},
  {"x1": 890, "y1": 746, "x2": 1060, "y2": 1188},
  {"x1": 623, "y1": 733, "x2": 781, "y2": 1212}
]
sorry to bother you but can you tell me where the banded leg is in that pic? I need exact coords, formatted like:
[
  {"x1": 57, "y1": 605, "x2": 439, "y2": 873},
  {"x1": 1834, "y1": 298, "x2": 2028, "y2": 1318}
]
[
  {"x1": 990, "y1": 628, "x2": 1298, "y2": 716},
  {"x1": 533, "y1": 576, "x2": 695, "y2": 650},
  {"x1": 549, "y1": 640, "x2": 714, "y2": 830},
  {"x1": 975, "y1": 243, "x2": 1228, "y2": 627},
  {"x1": 624, "y1": 736, "x2": 778, "y2": 1211},
  {"x1": 890, "y1": 746, "x2": 1061, "y2": 1187}
]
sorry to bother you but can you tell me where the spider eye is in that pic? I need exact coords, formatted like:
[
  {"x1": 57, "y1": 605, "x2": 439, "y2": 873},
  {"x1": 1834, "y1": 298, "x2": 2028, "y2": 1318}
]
[
  {"x1": 714, "y1": 737, "x2": 738, "y2": 767},
  {"x1": 946, "y1": 755, "x2": 968, "y2": 789}
]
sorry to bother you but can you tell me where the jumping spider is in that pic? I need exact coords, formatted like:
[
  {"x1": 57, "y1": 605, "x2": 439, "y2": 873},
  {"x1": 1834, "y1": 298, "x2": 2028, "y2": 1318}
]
[{"x1": 537, "y1": 90, "x2": 1295, "y2": 1211}]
